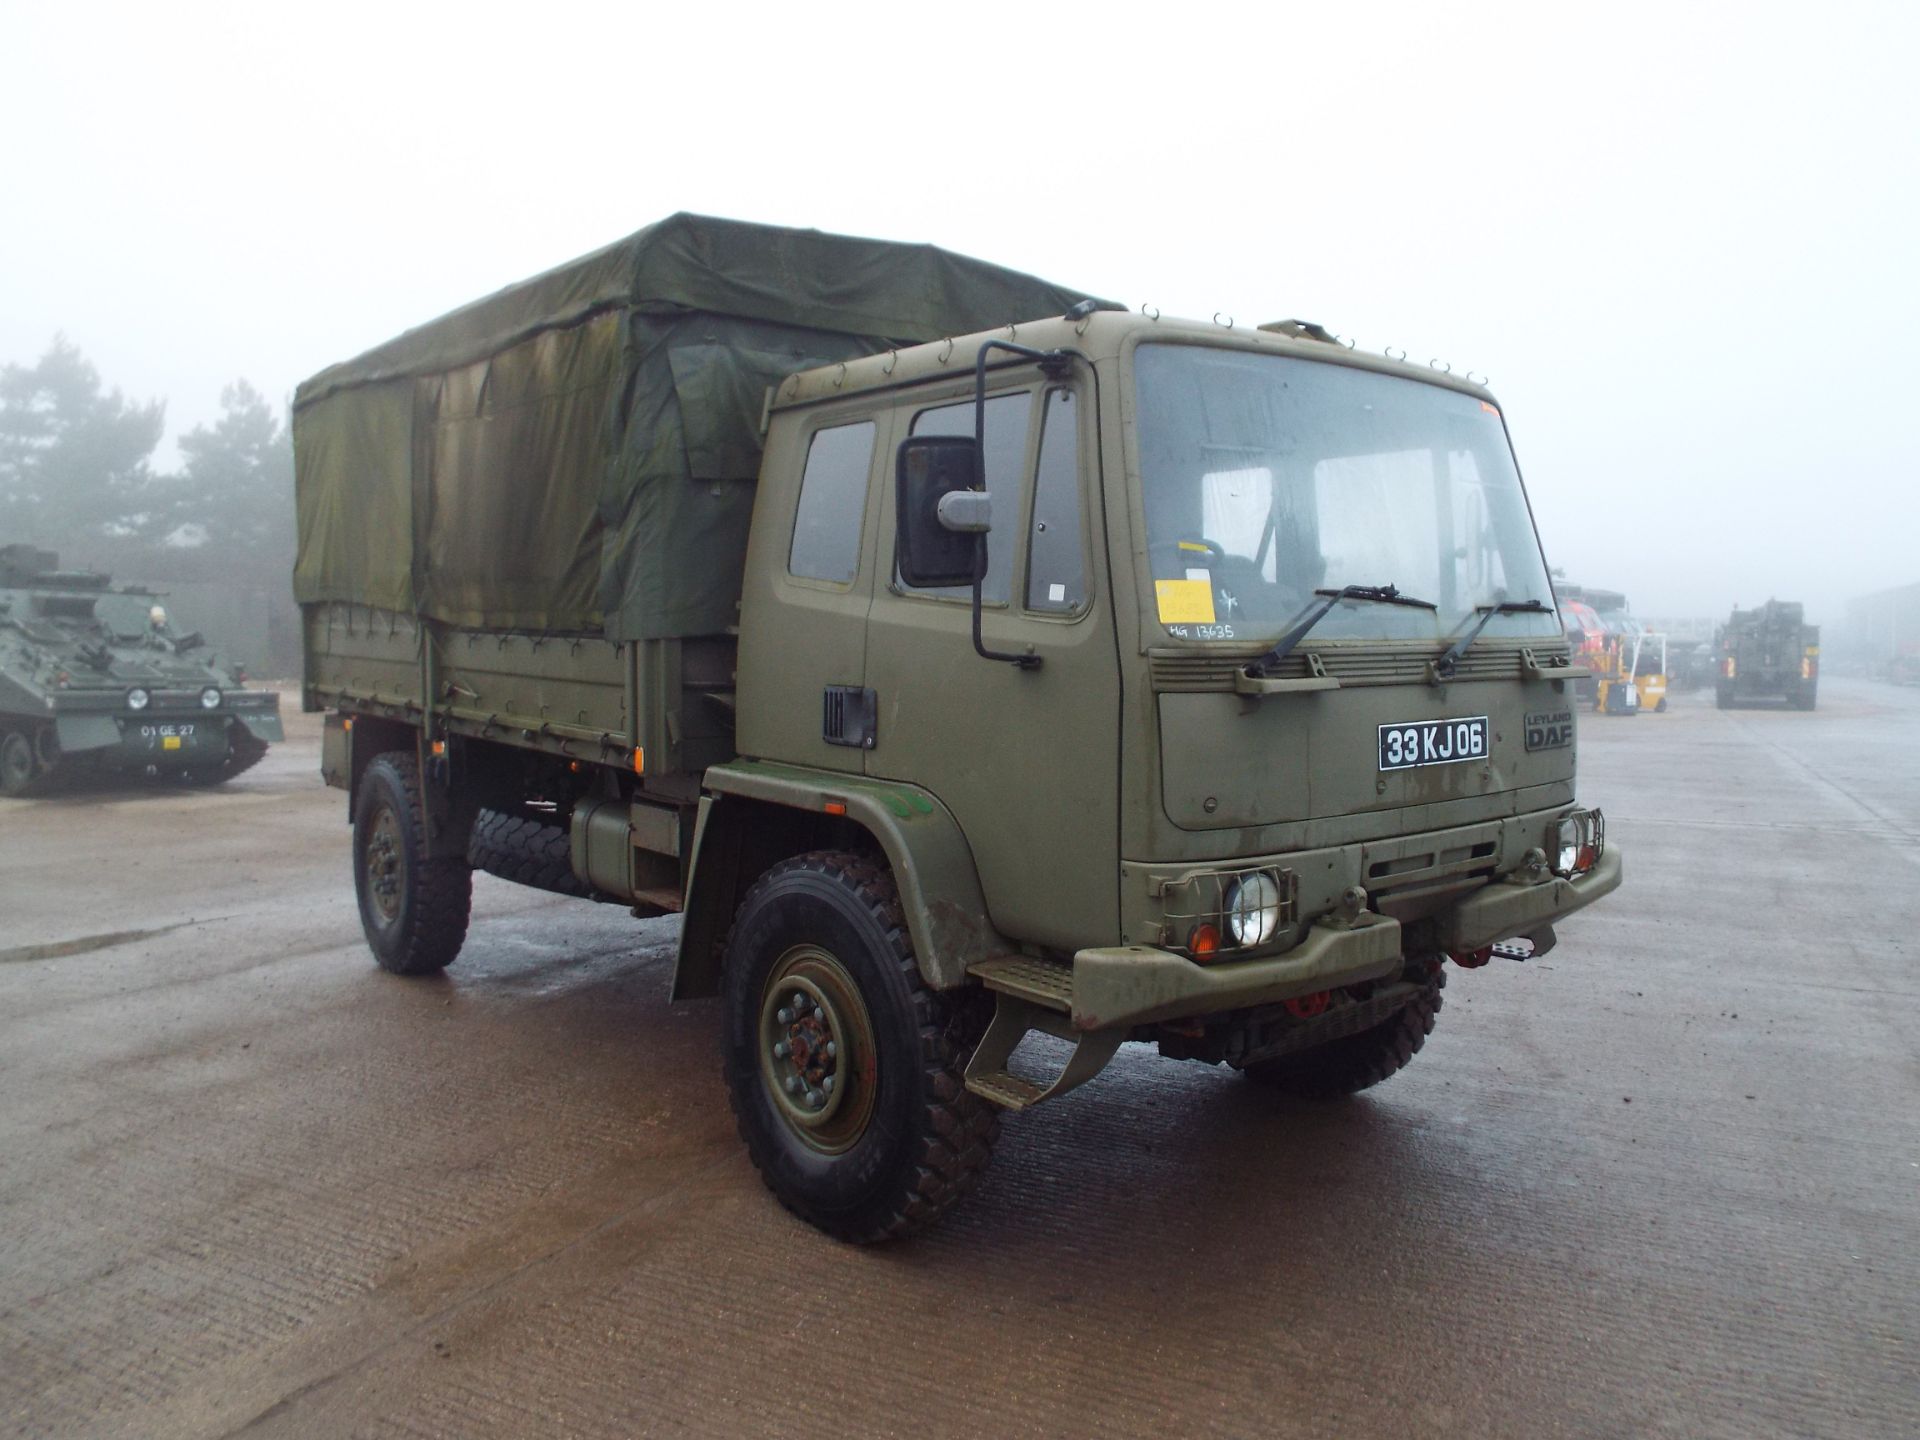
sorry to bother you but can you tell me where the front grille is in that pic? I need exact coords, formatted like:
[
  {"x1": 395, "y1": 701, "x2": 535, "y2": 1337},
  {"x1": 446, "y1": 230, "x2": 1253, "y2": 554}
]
[{"x1": 1149, "y1": 639, "x2": 1574, "y2": 692}]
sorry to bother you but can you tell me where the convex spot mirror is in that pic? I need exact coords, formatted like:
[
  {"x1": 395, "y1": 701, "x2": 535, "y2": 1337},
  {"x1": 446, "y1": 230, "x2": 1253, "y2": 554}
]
[{"x1": 896, "y1": 434, "x2": 989, "y2": 589}]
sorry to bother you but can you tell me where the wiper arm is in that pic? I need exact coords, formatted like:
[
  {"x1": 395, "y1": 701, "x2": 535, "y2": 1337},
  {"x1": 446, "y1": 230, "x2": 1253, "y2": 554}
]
[
  {"x1": 1248, "y1": 584, "x2": 1437, "y2": 677},
  {"x1": 1432, "y1": 598, "x2": 1554, "y2": 679}
]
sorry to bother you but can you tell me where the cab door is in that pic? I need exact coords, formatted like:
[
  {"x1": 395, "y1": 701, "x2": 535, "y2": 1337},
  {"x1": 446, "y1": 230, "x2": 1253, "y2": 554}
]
[
  {"x1": 861, "y1": 374, "x2": 1121, "y2": 953},
  {"x1": 735, "y1": 406, "x2": 892, "y2": 774}
]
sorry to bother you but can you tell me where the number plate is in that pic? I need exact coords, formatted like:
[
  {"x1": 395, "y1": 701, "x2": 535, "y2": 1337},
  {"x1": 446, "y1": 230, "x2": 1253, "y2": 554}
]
[{"x1": 1378, "y1": 716, "x2": 1489, "y2": 771}]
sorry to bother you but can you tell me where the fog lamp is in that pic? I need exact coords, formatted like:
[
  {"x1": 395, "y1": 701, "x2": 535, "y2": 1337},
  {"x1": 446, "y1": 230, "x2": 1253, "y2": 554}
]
[
  {"x1": 1223, "y1": 871, "x2": 1284, "y2": 947},
  {"x1": 199, "y1": 686, "x2": 222, "y2": 710},
  {"x1": 1551, "y1": 809, "x2": 1604, "y2": 877},
  {"x1": 127, "y1": 687, "x2": 150, "y2": 711}
]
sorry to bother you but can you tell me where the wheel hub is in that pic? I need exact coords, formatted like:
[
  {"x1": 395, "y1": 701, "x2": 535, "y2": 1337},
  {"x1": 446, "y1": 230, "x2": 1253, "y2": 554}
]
[
  {"x1": 758, "y1": 946, "x2": 876, "y2": 1153},
  {"x1": 366, "y1": 808, "x2": 404, "y2": 920}
]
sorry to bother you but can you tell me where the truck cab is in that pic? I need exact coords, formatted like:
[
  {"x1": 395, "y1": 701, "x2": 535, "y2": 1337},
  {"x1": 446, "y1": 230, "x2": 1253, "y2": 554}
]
[{"x1": 715, "y1": 311, "x2": 1619, "y2": 1119}]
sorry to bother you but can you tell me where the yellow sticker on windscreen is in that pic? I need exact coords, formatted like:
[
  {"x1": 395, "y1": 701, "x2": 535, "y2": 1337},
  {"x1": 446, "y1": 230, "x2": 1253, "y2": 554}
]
[{"x1": 1156, "y1": 578, "x2": 1217, "y2": 625}]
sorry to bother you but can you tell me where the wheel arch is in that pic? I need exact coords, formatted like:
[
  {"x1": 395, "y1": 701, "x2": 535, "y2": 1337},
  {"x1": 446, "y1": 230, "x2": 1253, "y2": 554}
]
[{"x1": 673, "y1": 761, "x2": 1009, "y2": 1001}]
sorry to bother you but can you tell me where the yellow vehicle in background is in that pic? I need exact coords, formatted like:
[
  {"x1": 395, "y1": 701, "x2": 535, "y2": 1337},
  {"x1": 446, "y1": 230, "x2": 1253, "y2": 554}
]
[
  {"x1": 1593, "y1": 631, "x2": 1669, "y2": 715},
  {"x1": 1630, "y1": 632, "x2": 1669, "y2": 712}
]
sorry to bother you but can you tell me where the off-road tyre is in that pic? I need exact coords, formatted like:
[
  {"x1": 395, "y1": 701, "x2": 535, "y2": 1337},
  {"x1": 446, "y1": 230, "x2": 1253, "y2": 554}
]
[
  {"x1": 1, "y1": 729, "x2": 39, "y2": 797},
  {"x1": 1714, "y1": 683, "x2": 1733, "y2": 710},
  {"x1": 468, "y1": 809, "x2": 590, "y2": 896},
  {"x1": 1240, "y1": 964, "x2": 1446, "y2": 1098},
  {"x1": 1793, "y1": 685, "x2": 1817, "y2": 711},
  {"x1": 179, "y1": 728, "x2": 270, "y2": 786},
  {"x1": 352, "y1": 751, "x2": 472, "y2": 976},
  {"x1": 721, "y1": 850, "x2": 998, "y2": 1243}
]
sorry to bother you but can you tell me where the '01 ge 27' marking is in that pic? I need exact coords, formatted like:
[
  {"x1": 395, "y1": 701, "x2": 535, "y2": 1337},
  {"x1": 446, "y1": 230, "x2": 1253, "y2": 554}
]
[{"x1": 1378, "y1": 716, "x2": 1489, "y2": 771}]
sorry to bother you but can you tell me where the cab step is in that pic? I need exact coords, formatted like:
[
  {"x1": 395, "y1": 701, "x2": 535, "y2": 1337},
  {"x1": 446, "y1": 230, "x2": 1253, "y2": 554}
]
[
  {"x1": 969, "y1": 954, "x2": 1073, "y2": 1012},
  {"x1": 963, "y1": 957, "x2": 1120, "y2": 1112}
]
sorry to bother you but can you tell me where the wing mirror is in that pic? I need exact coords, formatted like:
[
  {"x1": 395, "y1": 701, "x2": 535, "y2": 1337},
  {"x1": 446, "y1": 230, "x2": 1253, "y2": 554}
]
[{"x1": 895, "y1": 434, "x2": 987, "y2": 589}]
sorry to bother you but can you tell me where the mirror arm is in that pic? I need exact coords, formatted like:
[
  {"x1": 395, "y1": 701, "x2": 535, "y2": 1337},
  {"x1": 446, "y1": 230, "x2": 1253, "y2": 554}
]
[{"x1": 964, "y1": 340, "x2": 1074, "y2": 672}]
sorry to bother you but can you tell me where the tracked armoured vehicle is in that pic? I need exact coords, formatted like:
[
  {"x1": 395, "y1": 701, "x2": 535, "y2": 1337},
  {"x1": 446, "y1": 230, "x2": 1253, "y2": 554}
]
[{"x1": 0, "y1": 544, "x2": 285, "y2": 795}]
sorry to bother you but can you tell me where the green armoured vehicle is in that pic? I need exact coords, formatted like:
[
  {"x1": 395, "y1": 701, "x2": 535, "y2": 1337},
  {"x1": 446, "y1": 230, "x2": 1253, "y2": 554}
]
[
  {"x1": 1716, "y1": 599, "x2": 1819, "y2": 709},
  {"x1": 297, "y1": 214, "x2": 1622, "y2": 1241},
  {"x1": 0, "y1": 544, "x2": 284, "y2": 795}
]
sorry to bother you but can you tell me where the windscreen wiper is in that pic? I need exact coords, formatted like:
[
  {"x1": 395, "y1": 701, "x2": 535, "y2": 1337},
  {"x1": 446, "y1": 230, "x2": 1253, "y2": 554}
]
[
  {"x1": 1247, "y1": 584, "x2": 1437, "y2": 677},
  {"x1": 1432, "y1": 598, "x2": 1554, "y2": 679}
]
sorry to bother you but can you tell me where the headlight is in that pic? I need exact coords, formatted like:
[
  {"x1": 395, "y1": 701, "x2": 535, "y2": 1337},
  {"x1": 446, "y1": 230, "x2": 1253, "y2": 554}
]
[
  {"x1": 1552, "y1": 809, "x2": 1605, "y2": 877},
  {"x1": 199, "y1": 686, "x2": 222, "y2": 710},
  {"x1": 127, "y1": 687, "x2": 150, "y2": 711},
  {"x1": 1223, "y1": 871, "x2": 1284, "y2": 947}
]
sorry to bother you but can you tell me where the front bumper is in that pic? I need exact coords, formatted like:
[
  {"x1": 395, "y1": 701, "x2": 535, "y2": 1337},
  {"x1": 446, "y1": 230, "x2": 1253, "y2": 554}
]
[
  {"x1": 1433, "y1": 845, "x2": 1623, "y2": 953},
  {"x1": 1069, "y1": 845, "x2": 1623, "y2": 1033},
  {"x1": 50, "y1": 690, "x2": 283, "y2": 755}
]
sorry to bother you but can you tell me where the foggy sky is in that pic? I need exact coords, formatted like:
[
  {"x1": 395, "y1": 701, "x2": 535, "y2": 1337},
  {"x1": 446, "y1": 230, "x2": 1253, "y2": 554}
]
[{"x1": 3, "y1": 0, "x2": 1914, "y2": 623}]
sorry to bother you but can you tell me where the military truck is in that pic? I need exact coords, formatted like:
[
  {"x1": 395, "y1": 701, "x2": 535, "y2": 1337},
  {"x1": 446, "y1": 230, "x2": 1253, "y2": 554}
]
[
  {"x1": 1716, "y1": 600, "x2": 1819, "y2": 709},
  {"x1": 297, "y1": 214, "x2": 1622, "y2": 1241},
  {"x1": 0, "y1": 544, "x2": 284, "y2": 795}
]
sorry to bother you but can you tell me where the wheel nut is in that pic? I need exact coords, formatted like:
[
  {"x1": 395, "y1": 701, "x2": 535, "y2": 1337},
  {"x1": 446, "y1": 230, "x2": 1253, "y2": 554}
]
[
  {"x1": 823, "y1": 1075, "x2": 835, "y2": 1094},
  {"x1": 773, "y1": 1041, "x2": 789, "y2": 1059},
  {"x1": 824, "y1": 1041, "x2": 837, "y2": 1059},
  {"x1": 806, "y1": 1089, "x2": 824, "y2": 1108},
  {"x1": 812, "y1": 1006, "x2": 824, "y2": 1022},
  {"x1": 792, "y1": 992, "x2": 806, "y2": 1009},
  {"x1": 783, "y1": 1076, "x2": 800, "y2": 1095},
  {"x1": 776, "y1": 1007, "x2": 792, "y2": 1024}
]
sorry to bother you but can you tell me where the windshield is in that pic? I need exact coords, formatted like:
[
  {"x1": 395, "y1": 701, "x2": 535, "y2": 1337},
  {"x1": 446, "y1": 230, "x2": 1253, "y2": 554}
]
[{"x1": 1134, "y1": 344, "x2": 1558, "y2": 644}]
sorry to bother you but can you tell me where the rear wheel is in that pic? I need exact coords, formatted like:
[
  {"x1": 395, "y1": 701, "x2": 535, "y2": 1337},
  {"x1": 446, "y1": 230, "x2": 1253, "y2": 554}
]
[
  {"x1": 352, "y1": 751, "x2": 472, "y2": 975},
  {"x1": 1, "y1": 730, "x2": 38, "y2": 797},
  {"x1": 1714, "y1": 683, "x2": 1733, "y2": 710},
  {"x1": 1240, "y1": 963, "x2": 1445, "y2": 1098},
  {"x1": 721, "y1": 851, "x2": 997, "y2": 1242}
]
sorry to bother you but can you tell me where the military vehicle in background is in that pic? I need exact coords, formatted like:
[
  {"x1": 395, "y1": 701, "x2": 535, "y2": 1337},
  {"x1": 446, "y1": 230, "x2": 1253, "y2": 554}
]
[
  {"x1": 1716, "y1": 600, "x2": 1819, "y2": 709},
  {"x1": 298, "y1": 213, "x2": 1621, "y2": 1241},
  {"x1": 0, "y1": 544, "x2": 285, "y2": 795}
]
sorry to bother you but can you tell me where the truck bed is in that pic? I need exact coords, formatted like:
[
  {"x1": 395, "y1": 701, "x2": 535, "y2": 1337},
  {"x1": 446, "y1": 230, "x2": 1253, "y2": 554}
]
[{"x1": 302, "y1": 602, "x2": 736, "y2": 779}]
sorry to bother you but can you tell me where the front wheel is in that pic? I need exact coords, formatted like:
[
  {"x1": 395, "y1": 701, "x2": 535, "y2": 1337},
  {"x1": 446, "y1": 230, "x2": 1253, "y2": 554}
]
[
  {"x1": 721, "y1": 851, "x2": 997, "y2": 1242},
  {"x1": 1, "y1": 730, "x2": 38, "y2": 797},
  {"x1": 352, "y1": 751, "x2": 472, "y2": 975},
  {"x1": 1240, "y1": 963, "x2": 1445, "y2": 1097}
]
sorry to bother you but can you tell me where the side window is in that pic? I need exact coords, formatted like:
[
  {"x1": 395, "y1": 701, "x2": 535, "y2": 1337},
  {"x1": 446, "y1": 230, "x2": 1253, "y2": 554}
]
[
  {"x1": 904, "y1": 392, "x2": 1032, "y2": 603},
  {"x1": 1026, "y1": 388, "x2": 1085, "y2": 612},
  {"x1": 789, "y1": 420, "x2": 876, "y2": 583}
]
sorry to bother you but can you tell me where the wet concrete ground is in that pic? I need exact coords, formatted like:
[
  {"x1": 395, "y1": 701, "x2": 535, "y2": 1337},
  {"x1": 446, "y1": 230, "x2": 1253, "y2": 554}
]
[{"x1": 2, "y1": 680, "x2": 1916, "y2": 1439}]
